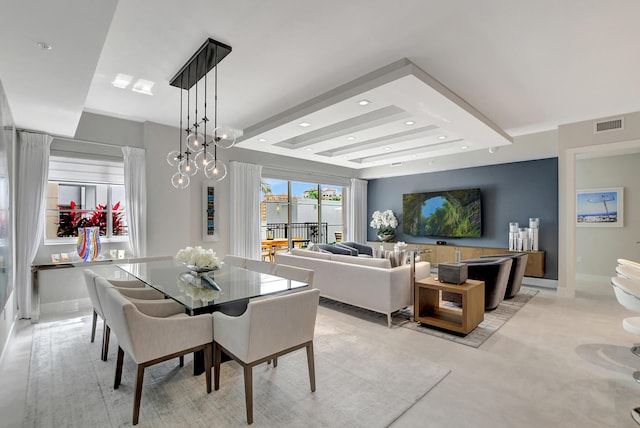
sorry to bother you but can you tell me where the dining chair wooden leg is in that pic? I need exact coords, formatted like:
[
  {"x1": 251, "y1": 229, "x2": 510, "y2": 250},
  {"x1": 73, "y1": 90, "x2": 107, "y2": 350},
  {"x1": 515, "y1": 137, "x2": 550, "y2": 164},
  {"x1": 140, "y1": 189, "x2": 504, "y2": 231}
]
[
  {"x1": 102, "y1": 324, "x2": 111, "y2": 361},
  {"x1": 306, "y1": 342, "x2": 316, "y2": 392},
  {"x1": 179, "y1": 355, "x2": 184, "y2": 367},
  {"x1": 114, "y1": 346, "x2": 124, "y2": 389},
  {"x1": 214, "y1": 344, "x2": 222, "y2": 391},
  {"x1": 273, "y1": 357, "x2": 278, "y2": 367},
  {"x1": 133, "y1": 365, "x2": 145, "y2": 425},
  {"x1": 244, "y1": 364, "x2": 254, "y2": 424},
  {"x1": 91, "y1": 310, "x2": 98, "y2": 343},
  {"x1": 205, "y1": 343, "x2": 212, "y2": 394}
]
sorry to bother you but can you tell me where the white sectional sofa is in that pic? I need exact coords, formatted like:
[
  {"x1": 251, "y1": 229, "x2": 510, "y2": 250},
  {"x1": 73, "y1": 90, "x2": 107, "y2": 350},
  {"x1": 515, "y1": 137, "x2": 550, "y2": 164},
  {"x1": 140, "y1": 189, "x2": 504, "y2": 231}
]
[{"x1": 276, "y1": 248, "x2": 431, "y2": 327}]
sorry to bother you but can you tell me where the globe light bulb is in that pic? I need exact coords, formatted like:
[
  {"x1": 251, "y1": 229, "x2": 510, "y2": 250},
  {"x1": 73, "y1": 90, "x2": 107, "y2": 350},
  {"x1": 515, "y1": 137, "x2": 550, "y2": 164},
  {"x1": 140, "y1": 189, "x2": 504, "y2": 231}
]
[
  {"x1": 212, "y1": 126, "x2": 236, "y2": 149},
  {"x1": 179, "y1": 158, "x2": 198, "y2": 176},
  {"x1": 186, "y1": 132, "x2": 205, "y2": 152},
  {"x1": 194, "y1": 150, "x2": 214, "y2": 170},
  {"x1": 166, "y1": 150, "x2": 181, "y2": 166},
  {"x1": 171, "y1": 172, "x2": 190, "y2": 189},
  {"x1": 205, "y1": 159, "x2": 227, "y2": 181}
]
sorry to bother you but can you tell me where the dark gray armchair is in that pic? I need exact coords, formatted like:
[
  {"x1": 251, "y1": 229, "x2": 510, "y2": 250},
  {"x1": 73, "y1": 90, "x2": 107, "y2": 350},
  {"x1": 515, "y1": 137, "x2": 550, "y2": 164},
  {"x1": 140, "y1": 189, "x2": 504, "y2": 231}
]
[
  {"x1": 480, "y1": 253, "x2": 529, "y2": 299},
  {"x1": 442, "y1": 257, "x2": 513, "y2": 310}
]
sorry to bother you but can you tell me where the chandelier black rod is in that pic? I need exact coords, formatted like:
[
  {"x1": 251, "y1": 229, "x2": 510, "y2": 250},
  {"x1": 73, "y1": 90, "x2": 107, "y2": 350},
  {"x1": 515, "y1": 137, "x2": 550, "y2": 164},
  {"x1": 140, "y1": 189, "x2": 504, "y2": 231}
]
[{"x1": 169, "y1": 38, "x2": 232, "y2": 90}]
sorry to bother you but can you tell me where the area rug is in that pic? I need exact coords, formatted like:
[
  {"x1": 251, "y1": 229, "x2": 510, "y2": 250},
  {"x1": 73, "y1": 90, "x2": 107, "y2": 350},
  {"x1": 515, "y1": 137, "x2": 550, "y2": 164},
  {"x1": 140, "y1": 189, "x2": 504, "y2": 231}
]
[
  {"x1": 23, "y1": 307, "x2": 450, "y2": 428},
  {"x1": 320, "y1": 287, "x2": 538, "y2": 348}
]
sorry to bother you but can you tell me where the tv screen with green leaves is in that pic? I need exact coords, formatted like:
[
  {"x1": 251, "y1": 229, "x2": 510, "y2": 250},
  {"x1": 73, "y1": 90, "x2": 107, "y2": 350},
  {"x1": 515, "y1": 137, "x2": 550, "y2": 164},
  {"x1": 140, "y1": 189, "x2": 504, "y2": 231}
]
[{"x1": 402, "y1": 188, "x2": 481, "y2": 238}]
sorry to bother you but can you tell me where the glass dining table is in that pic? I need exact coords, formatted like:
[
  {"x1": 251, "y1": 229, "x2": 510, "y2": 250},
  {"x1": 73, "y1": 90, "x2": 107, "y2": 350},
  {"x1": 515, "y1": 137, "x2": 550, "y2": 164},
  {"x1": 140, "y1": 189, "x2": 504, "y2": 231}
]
[
  {"x1": 115, "y1": 259, "x2": 309, "y2": 374},
  {"x1": 116, "y1": 259, "x2": 309, "y2": 316}
]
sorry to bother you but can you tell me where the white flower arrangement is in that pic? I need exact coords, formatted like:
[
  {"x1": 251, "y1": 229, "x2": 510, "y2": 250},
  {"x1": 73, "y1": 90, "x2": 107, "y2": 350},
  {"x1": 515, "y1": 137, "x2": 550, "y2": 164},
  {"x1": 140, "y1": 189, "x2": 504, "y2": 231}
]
[
  {"x1": 176, "y1": 246, "x2": 223, "y2": 270},
  {"x1": 369, "y1": 210, "x2": 398, "y2": 236}
]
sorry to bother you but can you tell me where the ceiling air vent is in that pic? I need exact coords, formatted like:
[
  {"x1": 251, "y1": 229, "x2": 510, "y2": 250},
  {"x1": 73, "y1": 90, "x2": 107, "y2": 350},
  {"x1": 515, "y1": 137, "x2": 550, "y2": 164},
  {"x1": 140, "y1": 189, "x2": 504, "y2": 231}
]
[
  {"x1": 594, "y1": 118, "x2": 624, "y2": 133},
  {"x1": 390, "y1": 162, "x2": 403, "y2": 167}
]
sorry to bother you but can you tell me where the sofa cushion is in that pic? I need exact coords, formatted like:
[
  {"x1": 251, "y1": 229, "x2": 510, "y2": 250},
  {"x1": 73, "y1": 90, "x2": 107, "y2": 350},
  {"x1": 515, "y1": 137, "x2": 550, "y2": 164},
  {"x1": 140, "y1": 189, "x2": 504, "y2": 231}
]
[
  {"x1": 330, "y1": 254, "x2": 391, "y2": 269},
  {"x1": 290, "y1": 248, "x2": 332, "y2": 260},
  {"x1": 315, "y1": 243, "x2": 354, "y2": 255}
]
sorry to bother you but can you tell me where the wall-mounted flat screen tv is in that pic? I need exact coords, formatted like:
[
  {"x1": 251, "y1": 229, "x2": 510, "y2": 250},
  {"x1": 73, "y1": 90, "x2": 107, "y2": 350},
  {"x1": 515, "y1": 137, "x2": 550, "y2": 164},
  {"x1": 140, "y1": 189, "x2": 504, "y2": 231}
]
[{"x1": 403, "y1": 188, "x2": 482, "y2": 238}]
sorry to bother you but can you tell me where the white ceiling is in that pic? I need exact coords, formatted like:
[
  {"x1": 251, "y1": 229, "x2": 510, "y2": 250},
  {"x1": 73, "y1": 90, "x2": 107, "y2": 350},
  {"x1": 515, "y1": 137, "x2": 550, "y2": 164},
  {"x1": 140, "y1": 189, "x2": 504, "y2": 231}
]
[{"x1": 2, "y1": 0, "x2": 640, "y2": 177}]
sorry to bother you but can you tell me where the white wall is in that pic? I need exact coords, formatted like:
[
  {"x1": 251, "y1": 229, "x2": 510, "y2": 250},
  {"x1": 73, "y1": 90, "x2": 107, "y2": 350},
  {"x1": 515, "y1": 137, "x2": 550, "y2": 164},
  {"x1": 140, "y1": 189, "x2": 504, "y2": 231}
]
[
  {"x1": 576, "y1": 153, "x2": 640, "y2": 279},
  {"x1": 558, "y1": 111, "x2": 640, "y2": 296}
]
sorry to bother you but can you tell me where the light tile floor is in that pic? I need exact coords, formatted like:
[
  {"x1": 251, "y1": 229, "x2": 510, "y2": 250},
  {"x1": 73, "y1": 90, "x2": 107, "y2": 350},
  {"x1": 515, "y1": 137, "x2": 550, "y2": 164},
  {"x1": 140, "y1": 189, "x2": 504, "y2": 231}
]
[{"x1": 2, "y1": 280, "x2": 640, "y2": 427}]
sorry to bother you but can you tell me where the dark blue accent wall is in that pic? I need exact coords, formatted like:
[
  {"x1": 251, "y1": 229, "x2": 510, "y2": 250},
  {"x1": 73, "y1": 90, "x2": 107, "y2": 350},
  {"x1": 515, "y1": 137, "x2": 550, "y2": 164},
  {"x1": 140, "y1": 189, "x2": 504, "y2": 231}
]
[{"x1": 368, "y1": 158, "x2": 558, "y2": 279}]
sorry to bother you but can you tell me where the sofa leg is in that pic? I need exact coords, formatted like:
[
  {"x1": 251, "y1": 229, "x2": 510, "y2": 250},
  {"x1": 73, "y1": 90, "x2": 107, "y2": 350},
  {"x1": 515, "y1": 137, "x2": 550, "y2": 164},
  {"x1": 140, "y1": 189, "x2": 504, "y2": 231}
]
[{"x1": 387, "y1": 313, "x2": 392, "y2": 328}]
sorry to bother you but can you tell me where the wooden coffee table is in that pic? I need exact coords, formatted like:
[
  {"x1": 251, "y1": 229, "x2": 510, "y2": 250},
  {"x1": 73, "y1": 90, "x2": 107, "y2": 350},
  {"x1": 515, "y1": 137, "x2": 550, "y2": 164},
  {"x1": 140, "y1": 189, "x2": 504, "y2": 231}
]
[{"x1": 414, "y1": 276, "x2": 485, "y2": 334}]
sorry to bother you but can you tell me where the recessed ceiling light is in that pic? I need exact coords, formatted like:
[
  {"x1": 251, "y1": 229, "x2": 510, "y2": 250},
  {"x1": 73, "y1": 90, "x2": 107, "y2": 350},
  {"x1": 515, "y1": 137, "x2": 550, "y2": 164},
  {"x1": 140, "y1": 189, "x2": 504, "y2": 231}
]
[
  {"x1": 347, "y1": 136, "x2": 356, "y2": 140},
  {"x1": 132, "y1": 78, "x2": 155, "y2": 96},
  {"x1": 411, "y1": 155, "x2": 418, "y2": 158},
  {"x1": 258, "y1": 138, "x2": 267, "y2": 142},
  {"x1": 384, "y1": 147, "x2": 391, "y2": 151},
  {"x1": 306, "y1": 148, "x2": 313, "y2": 151},
  {"x1": 37, "y1": 41, "x2": 52, "y2": 51},
  {"x1": 438, "y1": 135, "x2": 447, "y2": 140},
  {"x1": 461, "y1": 145, "x2": 469, "y2": 149},
  {"x1": 358, "y1": 100, "x2": 371, "y2": 106},
  {"x1": 112, "y1": 73, "x2": 132, "y2": 89},
  {"x1": 299, "y1": 122, "x2": 311, "y2": 127},
  {"x1": 405, "y1": 121, "x2": 415, "y2": 126}
]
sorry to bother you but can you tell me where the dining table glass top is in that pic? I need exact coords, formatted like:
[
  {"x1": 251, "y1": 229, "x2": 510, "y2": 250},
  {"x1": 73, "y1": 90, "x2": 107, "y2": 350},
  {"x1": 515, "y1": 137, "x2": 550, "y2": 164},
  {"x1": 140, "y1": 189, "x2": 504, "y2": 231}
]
[{"x1": 116, "y1": 259, "x2": 308, "y2": 312}]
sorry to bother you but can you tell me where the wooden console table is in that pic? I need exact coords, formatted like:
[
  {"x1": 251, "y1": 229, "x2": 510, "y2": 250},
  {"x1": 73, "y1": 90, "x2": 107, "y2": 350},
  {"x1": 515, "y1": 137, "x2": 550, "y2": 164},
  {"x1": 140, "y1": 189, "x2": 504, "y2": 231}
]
[
  {"x1": 370, "y1": 241, "x2": 545, "y2": 277},
  {"x1": 414, "y1": 276, "x2": 485, "y2": 334}
]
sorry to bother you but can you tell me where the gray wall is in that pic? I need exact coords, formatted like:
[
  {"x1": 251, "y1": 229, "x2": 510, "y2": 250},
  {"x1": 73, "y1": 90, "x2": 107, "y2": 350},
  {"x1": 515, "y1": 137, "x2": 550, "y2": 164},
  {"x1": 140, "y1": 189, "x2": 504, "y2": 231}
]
[{"x1": 368, "y1": 158, "x2": 559, "y2": 279}]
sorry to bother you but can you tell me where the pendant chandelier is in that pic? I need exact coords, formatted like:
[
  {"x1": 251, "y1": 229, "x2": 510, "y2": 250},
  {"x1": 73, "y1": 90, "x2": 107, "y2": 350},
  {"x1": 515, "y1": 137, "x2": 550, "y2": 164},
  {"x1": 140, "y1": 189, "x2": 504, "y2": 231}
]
[{"x1": 167, "y1": 38, "x2": 236, "y2": 189}]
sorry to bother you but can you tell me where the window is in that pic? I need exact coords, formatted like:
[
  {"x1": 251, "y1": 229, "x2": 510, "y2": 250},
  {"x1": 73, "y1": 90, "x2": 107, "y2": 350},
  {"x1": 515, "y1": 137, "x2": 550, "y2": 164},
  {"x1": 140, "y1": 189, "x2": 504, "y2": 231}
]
[
  {"x1": 45, "y1": 156, "x2": 127, "y2": 242},
  {"x1": 260, "y1": 178, "x2": 344, "y2": 247}
]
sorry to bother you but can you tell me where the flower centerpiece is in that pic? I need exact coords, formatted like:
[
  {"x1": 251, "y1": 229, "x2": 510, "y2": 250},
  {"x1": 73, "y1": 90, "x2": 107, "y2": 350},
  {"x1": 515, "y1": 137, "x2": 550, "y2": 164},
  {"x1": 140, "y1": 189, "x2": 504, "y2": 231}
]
[
  {"x1": 370, "y1": 210, "x2": 398, "y2": 241},
  {"x1": 176, "y1": 246, "x2": 223, "y2": 273}
]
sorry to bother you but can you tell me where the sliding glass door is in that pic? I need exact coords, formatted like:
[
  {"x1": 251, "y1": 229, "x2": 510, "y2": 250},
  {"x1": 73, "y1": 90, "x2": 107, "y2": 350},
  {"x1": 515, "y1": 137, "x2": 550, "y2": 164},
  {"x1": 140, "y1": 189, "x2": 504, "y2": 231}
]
[{"x1": 260, "y1": 178, "x2": 344, "y2": 250}]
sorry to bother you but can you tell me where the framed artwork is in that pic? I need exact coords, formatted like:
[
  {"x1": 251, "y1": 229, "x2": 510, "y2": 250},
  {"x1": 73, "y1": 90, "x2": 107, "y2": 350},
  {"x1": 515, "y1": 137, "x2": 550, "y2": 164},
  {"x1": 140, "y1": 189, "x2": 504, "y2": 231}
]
[
  {"x1": 202, "y1": 183, "x2": 218, "y2": 241},
  {"x1": 576, "y1": 187, "x2": 623, "y2": 227}
]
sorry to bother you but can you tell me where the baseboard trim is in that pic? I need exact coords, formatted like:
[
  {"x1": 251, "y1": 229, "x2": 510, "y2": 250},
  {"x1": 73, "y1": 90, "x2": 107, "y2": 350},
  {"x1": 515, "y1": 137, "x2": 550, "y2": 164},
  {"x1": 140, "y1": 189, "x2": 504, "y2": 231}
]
[
  {"x1": 522, "y1": 277, "x2": 558, "y2": 289},
  {"x1": 40, "y1": 298, "x2": 92, "y2": 315},
  {"x1": 575, "y1": 273, "x2": 610, "y2": 284}
]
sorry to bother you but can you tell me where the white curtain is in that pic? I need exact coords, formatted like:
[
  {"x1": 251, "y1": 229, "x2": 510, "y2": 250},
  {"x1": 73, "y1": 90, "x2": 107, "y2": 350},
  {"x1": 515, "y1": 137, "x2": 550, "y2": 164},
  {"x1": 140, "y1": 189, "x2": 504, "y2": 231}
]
[
  {"x1": 122, "y1": 147, "x2": 146, "y2": 257},
  {"x1": 229, "y1": 161, "x2": 262, "y2": 259},
  {"x1": 346, "y1": 178, "x2": 368, "y2": 243},
  {"x1": 16, "y1": 132, "x2": 52, "y2": 319}
]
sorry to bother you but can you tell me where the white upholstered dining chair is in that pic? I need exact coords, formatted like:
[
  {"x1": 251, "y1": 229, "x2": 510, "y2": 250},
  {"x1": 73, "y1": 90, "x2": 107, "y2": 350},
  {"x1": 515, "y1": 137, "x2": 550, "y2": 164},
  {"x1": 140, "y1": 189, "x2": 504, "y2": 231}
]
[
  {"x1": 245, "y1": 259, "x2": 277, "y2": 274},
  {"x1": 224, "y1": 254, "x2": 248, "y2": 268},
  {"x1": 84, "y1": 269, "x2": 172, "y2": 361},
  {"x1": 95, "y1": 277, "x2": 213, "y2": 425},
  {"x1": 212, "y1": 288, "x2": 320, "y2": 424},
  {"x1": 274, "y1": 264, "x2": 314, "y2": 285}
]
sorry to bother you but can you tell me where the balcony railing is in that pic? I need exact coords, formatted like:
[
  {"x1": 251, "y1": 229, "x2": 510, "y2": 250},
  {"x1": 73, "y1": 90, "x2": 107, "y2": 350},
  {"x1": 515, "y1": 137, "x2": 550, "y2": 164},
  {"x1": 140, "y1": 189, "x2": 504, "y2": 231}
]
[{"x1": 263, "y1": 222, "x2": 328, "y2": 243}]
